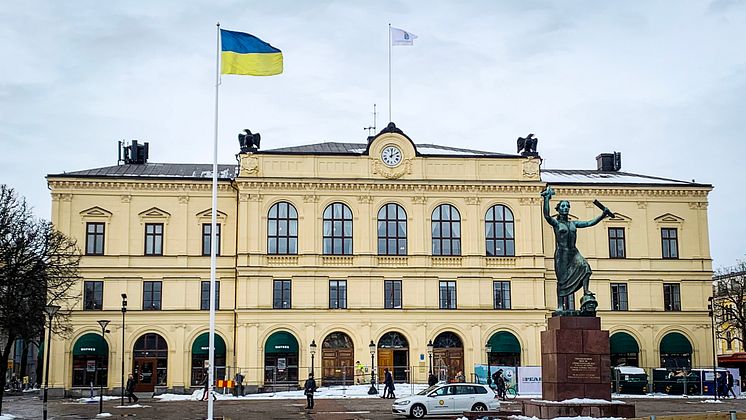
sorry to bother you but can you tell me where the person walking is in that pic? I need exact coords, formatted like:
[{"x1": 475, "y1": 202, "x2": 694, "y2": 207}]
[
  {"x1": 234, "y1": 370, "x2": 244, "y2": 397},
  {"x1": 493, "y1": 369, "x2": 506, "y2": 400},
  {"x1": 303, "y1": 373, "x2": 317, "y2": 409},
  {"x1": 727, "y1": 370, "x2": 737, "y2": 398},
  {"x1": 355, "y1": 360, "x2": 365, "y2": 384},
  {"x1": 383, "y1": 368, "x2": 396, "y2": 398},
  {"x1": 125, "y1": 374, "x2": 139, "y2": 404},
  {"x1": 428, "y1": 372, "x2": 438, "y2": 387}
]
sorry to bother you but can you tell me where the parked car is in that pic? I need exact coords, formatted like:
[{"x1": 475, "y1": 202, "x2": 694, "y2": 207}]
[
  {"x1": 392, "y1": 383, "x2": 500, "y2": 418},
  {"x1": 612, "y1": 366, "x2": 648, "y2": 394}
]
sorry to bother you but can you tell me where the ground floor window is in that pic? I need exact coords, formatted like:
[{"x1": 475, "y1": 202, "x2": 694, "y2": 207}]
[
  {"x1": 71, "y1": 333, "x2": 108, "y2": 387},
  {"x1": 191, "y1": 332, "x2": 226, "y2": 386}
]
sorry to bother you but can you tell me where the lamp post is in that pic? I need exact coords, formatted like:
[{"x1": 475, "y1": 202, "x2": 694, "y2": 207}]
[
  {"x1": 309, "y1": 339, "x2": 316, "y2": 376},
  {"x1": 485, "y1": 342, "x2": 492, "y2": 387},
  {"x1": 368, "y1": 340, "x2": 377, "y2": 395},
  {"x1": 97, "y1": 320, "x2": 111, "y2": 415},
  {"x1": 427, "y1": 340, "x2": 434, "y2": 375},
  {"x1": 120, "y1": 293, "x2": 127, "y2": 407},
  {"x1": 42, "y1": 304, "x2": 60, "y2": 420},
  {"x1": 708, "y1": 296, "x2": 718, "y2": 399}
]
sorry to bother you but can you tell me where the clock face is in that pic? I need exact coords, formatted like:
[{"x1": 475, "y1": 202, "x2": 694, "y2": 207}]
[{"x1": 381, "y1": 146, "x2": 402, "y2": 167}]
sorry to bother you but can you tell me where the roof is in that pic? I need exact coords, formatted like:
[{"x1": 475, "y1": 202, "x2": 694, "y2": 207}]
[
  {"x1": 259, "y1": 142, "x2": 513, "y2": 157},
  {"x1": 47, "y1": 163, "x2": 238, "y2": 180},
  {"x1": 541, "y1": 169, "x2": 711, "y2": 187}
]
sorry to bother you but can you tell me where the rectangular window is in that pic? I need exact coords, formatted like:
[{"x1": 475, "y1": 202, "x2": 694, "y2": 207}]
[
  {"x1": 273, "y1": 280, "x2": 292, "y2": 309},
  {"x1": 661, "y1": 228, "x2": 679, "y2": 259},
  {"x1": 85, "y1": 222, "x2": 105, "y2": 255},
  {"x1": 144, "y1": 223, "x2": 164, "y2": 255},
  {"x1": 143, "y1": 281, "x2": 162, "y2": 310},
  {"x1": 439, "y1": 281, "x2": 457, "y2": 309},
  {"x1": 200, "y1": 281, "x2": 220, "y2": 310},
  {"x1": 329, "y1": 280, "x2": 347, "y2": 309},
  {"x1": 84, "y1": 281, "x2": 103, "y2": 310},
  {"x1": 493, "y1": 281, "x2": 511, "y2": 309},
  {"x1": 202, "y1": 223, "x2": 221, "y2": 256},
  {"x1": 610, "y1": 283, "x2": 628, "y2": 311},
  {"x1": 663, "y1": 283, "x2": 681, "y2": 311},
  {"x1": 384, "y1": 280, "x2": 402, "y2": 309},
  {"x1": 608, "y1": 227, "x2": 626, "y2": 259}
]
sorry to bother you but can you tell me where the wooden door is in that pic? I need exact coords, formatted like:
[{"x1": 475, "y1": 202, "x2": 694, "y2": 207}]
[
  {"x1": 434, "y1": 349, "x2": 464, "y2": 382},
  {"x1": 322, "y1": 349, "x2": 354, "y2": 385},
  {"x1": 378, "y1": 349, "x2": 394, "y2": 383},
  {"x1": 133, "y1": 358, "x2": 157, "y2": 392}
]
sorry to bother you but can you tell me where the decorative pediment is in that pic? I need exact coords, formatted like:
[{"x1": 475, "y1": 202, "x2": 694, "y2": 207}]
[
  {"x1": 138, "y1": 207, "x2": 171, "y2": 222},
  {"x1": 654, "y1": 213, "x2": 684, "y2": 224},
  {"x1": 79, "y1": 206, "x2": 112, "y2": 221},
  {"x1": 604, "y1": 212, "x2": 631, "y2": 223},
  {"x1": 196, "y1": 208, "x2": 228, "y2": 222}
]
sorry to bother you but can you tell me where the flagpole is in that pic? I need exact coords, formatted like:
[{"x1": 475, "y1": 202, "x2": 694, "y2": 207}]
[
  {"x1": 208, "y1": 21, "x2": 220, "y2": 420},
  {"x1": 388, "y1": 23, "x2": 392, "y2": 123}
]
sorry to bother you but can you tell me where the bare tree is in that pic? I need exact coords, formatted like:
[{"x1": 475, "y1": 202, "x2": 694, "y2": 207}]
[
  {"x1": 0, "y1": 185, "x2": 80, "y2": 412},
  {"x1": 712, "y1": 261, "x2": 746, "y2": 351}
]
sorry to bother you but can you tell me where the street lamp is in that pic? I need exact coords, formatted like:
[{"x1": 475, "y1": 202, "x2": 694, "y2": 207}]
[
  {"x1": 368, "y1": 340, "x2": 377, "y2": 395},
  {"x1": 42, "y1": 304, "x2": 60, "y2": 420},
  {"x1": 426, "y1": 340, "x2": 434, "y2": 375},
  {"x1": 708, "y1": 296, "x2": 718, "y2": 399},
  {"x1": 97, "y1": 320, "x2": 111, "y2": 415},
  {"x1": 485, "y1": 342, "x2": 492, "y2": 387},
  {"x1": 120, "y1": 293, "x2": 127, "y2": 407},
  {"x1": 309, "y1": 339, "x2": 316, "y2": 376}
]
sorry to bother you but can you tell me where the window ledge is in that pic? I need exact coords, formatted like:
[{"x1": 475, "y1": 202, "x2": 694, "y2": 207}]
[
  {"x1": 485, "y1": 257, "x2": 516, "y2": 267},
  {"x1": 267, "y1": 255, "x2": 299, "y2": 266},
  {"x1": 431, "y1": 256, "x2": 462, "y2": 267},
  {"x1": 322, "y1": 256, "x2": 354, "y2": 266},
  {"x1": 377, "y1": 256, "x2": 408, "y2": 266}
]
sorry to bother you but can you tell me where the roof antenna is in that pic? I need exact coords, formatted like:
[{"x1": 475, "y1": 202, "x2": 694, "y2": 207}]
[{"x1": 364, "y1": 104, "x2": 377, "y2": 139}]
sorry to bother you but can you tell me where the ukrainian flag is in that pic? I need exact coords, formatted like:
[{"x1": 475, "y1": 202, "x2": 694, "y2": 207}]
[{"x1": 220, "y1": 29, "x2": 283, "y2": 76}]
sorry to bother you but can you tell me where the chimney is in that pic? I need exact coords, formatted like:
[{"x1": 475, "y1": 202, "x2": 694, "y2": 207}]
[{"x1": 596, "y1": 152, "x2": 621, "y2": 172}]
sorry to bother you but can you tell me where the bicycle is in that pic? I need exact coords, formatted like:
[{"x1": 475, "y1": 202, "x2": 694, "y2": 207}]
[{"x1": 505, "y1": 384, "x2": 517, "y2": 399}]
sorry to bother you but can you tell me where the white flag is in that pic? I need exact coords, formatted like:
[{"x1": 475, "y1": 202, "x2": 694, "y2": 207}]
[{"x1": 391, "y1": 27, "x2": 417, "y2": 46}]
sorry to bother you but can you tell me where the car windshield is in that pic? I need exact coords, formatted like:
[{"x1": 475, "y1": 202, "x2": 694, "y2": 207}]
[{"x1": 417, "y1": 385, "x2": 440, "y2": 396}]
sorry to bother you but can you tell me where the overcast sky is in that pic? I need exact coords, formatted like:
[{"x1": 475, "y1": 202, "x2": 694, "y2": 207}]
[{"x1": 1, "y1": 1, "x2": 744, "y2": 268}]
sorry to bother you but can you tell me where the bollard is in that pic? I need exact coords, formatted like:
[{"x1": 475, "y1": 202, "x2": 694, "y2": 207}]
[{"x1": 730, "y1": 410, "x2": 736, "y2": 420}]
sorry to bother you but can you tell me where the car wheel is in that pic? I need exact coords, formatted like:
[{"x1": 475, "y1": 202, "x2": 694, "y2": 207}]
[
  {"x1": 472, "y1": 403, "x2": 487, "y2": 412},
  {"x1": 410, "y1": 403, "x2": 426, "y2": 419}
]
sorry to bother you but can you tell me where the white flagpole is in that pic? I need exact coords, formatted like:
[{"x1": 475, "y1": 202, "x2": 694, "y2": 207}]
[
  {"x1": 208, "y1": 21, "x2": 221, "y2": 420},
  {"x1": 388, "y1": 23, "x2": 392, "y2": 123}
]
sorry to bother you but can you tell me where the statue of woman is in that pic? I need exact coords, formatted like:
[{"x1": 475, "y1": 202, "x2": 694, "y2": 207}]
[{"x1": 541, "y1": 186, "x2": 613, "y2": 310}]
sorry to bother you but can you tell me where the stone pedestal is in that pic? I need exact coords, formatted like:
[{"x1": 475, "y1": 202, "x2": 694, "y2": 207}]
[{"x1": 541, "y1": 316, "x2": 611, "y2": 401}]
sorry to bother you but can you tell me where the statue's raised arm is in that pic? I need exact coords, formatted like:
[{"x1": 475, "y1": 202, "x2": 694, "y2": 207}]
[{"x1": 541, "y1": 186, "x2": 558, "y2": 227}]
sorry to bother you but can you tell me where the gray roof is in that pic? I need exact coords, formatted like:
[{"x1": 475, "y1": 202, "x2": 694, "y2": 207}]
[
  {"x1": 541, "y1": 169, "x2": 710, "y2": 187},
  {"x1": 261, "y1": 142, "x2": 513, "y2": 157},
  {"x1": 48, "y1": 163, "x2": 238, "y2": 180}
]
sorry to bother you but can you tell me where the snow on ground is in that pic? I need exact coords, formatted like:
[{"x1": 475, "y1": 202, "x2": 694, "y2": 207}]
[
  {"x1": 95, "y1": 414, "x2": 112, "y2": 418},
  {"x1": 507, "y1": 416, "x2": 623, "y2": 420},
  {"x1": 114, "y1": 404, "x2": 151, "y2": 408},
  {"x1": 155, "y1": 383, "x2": 430, "y2": 402},
  {"x1": 530, "y1": 398, "x2": 625, "y2": 405},
  {"x1": 0, "y1": 414, "x2": 16, "y2": 420},
  {"x1": 76, "y1": 396, "x2": 122, "y2": 403}
]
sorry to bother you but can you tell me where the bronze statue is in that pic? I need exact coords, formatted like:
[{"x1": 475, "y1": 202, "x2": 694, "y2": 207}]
[{"x1": 541, "y1": 186, "x2": 613, "y2": 314}]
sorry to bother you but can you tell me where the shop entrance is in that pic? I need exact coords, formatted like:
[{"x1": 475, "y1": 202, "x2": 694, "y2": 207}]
[
  {"x1": 322, "y1": 332, "x2": 354, "y2": 385},
  {"x1": 377, "y1": 331, "x2": 409, "y2": 382},
  {"x1": 132, "y1": 333, "x2": 168, "y2": 392},
  {"x1": 433, "y1": 331, "x2": 464, "y2": 382},
  {"x1": 264, "y1": 331, "x2": 299, "y2": 387}
]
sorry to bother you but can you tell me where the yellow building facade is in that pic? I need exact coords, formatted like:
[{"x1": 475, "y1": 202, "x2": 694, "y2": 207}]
[{"x1": 45, "y1": 124, "x2": 713, "y2": 395}]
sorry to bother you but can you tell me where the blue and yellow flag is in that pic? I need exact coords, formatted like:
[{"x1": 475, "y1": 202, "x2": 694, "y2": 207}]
[{"x1": 220, "y1": 29, "x2": 283, "y2": 76}]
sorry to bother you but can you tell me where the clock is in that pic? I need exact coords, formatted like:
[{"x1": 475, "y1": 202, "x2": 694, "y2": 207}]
[{"x1": 381, "y1": 145, "x2": 402, "y2": 167}]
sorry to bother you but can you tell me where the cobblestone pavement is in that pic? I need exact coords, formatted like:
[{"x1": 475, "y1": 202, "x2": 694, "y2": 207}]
[{"x1": 3, "y1": 395, "x2": 746, "y2": 419}]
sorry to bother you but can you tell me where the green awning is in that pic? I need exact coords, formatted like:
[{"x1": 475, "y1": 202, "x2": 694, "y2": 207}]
[
  {"x1": 610, "y1": 332, "x2": 640, "y2": 354},
  {"x1": 72, "y1": 333, "x2": 109, "y2": 357},
  {"x1": 192, "y1": 333, "x2": 226, "y2": 356},
  {"x1": 487, "y1": 331, "x2": 520, "y2": 354},
  {"x1": 660, "y1": 332, "x2": 692, "y2": 354},
  {"x1": 265, "y1": 331, "x2": 299, "y2": 354}
]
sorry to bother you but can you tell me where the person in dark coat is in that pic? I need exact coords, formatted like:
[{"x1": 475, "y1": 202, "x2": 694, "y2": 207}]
[
  {"x1": 125, "y1": 373, "x2": 139, "y2": 403},
  {"x1": 727, "y1": 370, "x2": 737, "y2": 398},
  {"x1": 383, "y1": 368, "x2": 396, "y2": 398},
  {"x1": 428, "y1": 372, "x2": 438, "y2": 387},
  {"x1": 303, "y1": 373, "x2": 317, "y2": 409},
  {"x1": 492, "y1": 369, "x2": 506, "y2": 400}
]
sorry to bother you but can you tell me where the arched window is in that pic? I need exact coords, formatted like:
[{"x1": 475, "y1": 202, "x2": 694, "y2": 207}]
[
  {"x1": 378, "y1": 203, "x2": 407, "y2": 255},
  {"x1": 485, "y1": 205, "x2": 515, "y2": 256},
  {"x1": 268, "y1": 202, "x2": 298, "y2": 254},
  {"x1": 323, "y1": 203, "x2": 353, "y2": 255},
  {"x1": 432, "y1": 204, "x2": 461, "y2": 256}
]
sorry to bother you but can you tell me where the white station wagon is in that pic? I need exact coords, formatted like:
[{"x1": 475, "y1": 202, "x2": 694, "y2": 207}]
[{"x1": 392, "y1": 383, "x2": 500, "y2": 418}]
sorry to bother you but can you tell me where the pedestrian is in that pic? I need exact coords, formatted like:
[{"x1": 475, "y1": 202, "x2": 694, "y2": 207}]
[
  {"x1": 355, "y1": 360, "x2": 365, "y2": 384},
  {"x1": 201, "y1": 372, "x2": 216, "y2": 401},
  {"x1": 303, "y1": 372, "x2": 317, "y2": 409},
  {"x1": 125, "y1": 373, "x2": 139, "y2": 404},
  {"x1": 428, "y1": 372, "x2": 438, "y2": 387},
  {"x1": 455, "y1": 370, "x2": 465, "y2": 382},
  {"x1": 383, "y1": 368, "x2": 396, "y2": 398},
  {"x1": 493, "y1": 369, "x2": 506, "y2": 400},
  {"x1": 717, "y1": 371, "x2": 727, "y2": 399},
  {"x1": 727, "y1": 371, "x2": 737, "y2": 398},
  {"x1": 234, "y1": 370, "x2": 244, "y2": 397}
]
